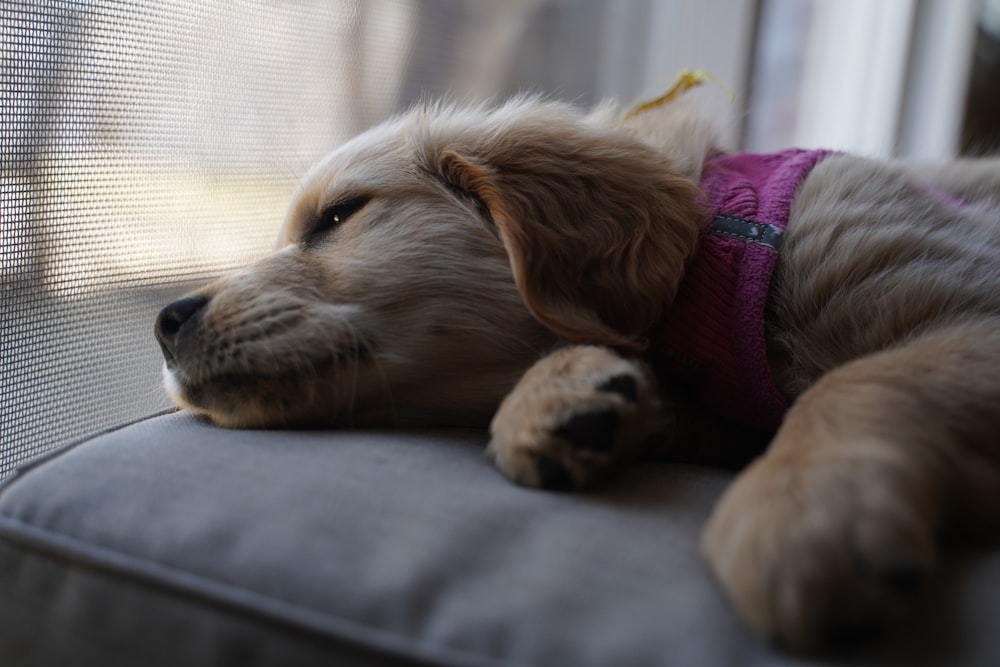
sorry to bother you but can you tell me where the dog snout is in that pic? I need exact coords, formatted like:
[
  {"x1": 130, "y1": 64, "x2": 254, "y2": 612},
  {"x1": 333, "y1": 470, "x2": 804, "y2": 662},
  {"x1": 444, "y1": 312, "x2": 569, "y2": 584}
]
[{"x1": 155, "y1": 295, "x2": 209, "y2": 362}]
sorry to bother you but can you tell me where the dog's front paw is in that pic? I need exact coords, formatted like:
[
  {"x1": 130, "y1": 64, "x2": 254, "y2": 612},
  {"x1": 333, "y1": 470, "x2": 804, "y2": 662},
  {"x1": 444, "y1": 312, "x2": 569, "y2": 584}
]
[
  {"x1": 487, "y1": 346, "x2": 662, "y2": 491},
  {"x1": 701, "y1": 448, "x2": 936, "y2": 651}
]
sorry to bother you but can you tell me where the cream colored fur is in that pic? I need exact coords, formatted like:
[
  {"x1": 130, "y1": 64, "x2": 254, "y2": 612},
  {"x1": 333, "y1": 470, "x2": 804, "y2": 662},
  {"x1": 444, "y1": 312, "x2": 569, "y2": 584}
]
[{"x1": 155, "y1": 96, "x2": 1000, "y2": 651}]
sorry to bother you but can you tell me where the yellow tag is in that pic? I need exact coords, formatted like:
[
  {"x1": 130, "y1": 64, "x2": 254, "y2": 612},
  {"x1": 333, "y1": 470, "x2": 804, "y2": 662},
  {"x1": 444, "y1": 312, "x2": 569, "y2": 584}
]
[{"x1": 624, "y1": 70, "x2": 731, "y2": 120}]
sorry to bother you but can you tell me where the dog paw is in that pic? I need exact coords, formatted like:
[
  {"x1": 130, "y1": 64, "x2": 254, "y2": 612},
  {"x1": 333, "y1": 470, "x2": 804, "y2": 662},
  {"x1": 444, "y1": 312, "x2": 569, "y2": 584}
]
[
  {"x1": 487, "y1": 346, "x2": 662, "y2": 490},
  {"x1": 701, "y1": 448, "x2": 937, "y2": 651}
]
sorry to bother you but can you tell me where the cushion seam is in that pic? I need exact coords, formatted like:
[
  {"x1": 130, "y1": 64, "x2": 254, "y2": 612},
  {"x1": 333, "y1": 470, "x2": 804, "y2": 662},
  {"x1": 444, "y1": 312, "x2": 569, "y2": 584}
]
[
  {"x1": 0, "y1": 513, "x2": 522, "y2": 667},
  {"x1": 0, "y1": 408, "x2": 182, "y2": 491}
]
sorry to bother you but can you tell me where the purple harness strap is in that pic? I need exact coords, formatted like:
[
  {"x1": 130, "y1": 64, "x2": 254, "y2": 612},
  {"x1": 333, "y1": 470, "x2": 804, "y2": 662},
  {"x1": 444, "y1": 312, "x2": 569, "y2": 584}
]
[{"x1": 652, "y1": 149, "x2": 833, "y2": 433}]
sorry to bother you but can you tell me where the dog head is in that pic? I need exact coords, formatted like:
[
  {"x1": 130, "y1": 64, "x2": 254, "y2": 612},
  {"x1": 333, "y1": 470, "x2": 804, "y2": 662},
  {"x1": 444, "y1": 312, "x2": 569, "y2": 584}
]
[{"x1": 155, "y1": 98, "x2": 706, "y2": 428}]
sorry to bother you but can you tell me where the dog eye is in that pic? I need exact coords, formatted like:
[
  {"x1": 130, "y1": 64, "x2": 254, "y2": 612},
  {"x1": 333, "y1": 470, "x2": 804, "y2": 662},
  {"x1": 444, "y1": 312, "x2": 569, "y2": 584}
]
[{"x1": 304, "y1": 195, "x2": 371, "y2": 244}]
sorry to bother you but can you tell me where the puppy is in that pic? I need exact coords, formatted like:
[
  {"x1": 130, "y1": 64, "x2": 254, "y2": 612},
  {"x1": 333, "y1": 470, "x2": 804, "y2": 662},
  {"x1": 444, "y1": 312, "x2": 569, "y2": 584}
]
[{"x1": 155, "y1": 96, "x2": 1000, "y2": 650}]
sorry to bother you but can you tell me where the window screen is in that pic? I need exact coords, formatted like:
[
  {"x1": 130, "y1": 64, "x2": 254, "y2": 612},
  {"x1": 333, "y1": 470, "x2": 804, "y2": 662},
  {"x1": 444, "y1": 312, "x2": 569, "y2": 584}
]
[
  {"x1": 2, "y1": 2, "x2": 373, "y2": 476},
  {"x1": 1, "y1": 0, "x2": 646, "y2": 478}
]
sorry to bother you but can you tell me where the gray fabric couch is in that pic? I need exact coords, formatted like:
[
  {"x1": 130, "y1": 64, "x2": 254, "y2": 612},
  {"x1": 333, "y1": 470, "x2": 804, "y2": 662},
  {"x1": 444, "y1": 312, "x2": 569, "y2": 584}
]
[{"x1": 1, "y1": 410, "x2": 997, "y2": 666}]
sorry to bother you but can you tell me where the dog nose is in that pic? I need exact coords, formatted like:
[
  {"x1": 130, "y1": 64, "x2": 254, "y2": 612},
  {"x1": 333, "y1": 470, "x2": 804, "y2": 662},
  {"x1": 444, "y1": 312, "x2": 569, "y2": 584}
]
[{"x1": 155, "y1": 295, "x2": 209, "y2": 361}]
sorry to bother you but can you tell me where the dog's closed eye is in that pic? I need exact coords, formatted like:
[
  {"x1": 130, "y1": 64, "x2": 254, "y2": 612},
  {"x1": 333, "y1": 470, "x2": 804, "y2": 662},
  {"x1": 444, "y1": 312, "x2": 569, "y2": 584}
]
[{"x1": 303, "y1": 195, "x2": 371, "y2": 246}]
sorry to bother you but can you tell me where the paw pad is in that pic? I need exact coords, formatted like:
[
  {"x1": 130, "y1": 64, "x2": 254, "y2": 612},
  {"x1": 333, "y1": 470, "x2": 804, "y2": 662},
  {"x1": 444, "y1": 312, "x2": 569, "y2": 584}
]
[
  {"x1": 872, "y1": 561, "x2": 927, "y2": 595},
  {"x1": 534, "y1": 454, "x2": 577, "y2": 491},
  {"x1": 555, "y1": 410, "x2": 619, "y2": 452}
]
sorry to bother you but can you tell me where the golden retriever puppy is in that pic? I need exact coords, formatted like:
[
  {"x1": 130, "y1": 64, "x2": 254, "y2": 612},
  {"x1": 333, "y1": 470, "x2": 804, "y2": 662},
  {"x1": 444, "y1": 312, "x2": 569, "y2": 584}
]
[{"x1": 154, "y1": 96, "x2": 1000, "y2": 650}]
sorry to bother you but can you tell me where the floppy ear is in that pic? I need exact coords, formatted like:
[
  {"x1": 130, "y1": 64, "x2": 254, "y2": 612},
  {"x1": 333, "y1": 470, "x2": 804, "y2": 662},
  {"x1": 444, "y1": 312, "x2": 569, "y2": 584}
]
[{"x1": 436, "y1": 117, "x2": 704, "y2": 351}]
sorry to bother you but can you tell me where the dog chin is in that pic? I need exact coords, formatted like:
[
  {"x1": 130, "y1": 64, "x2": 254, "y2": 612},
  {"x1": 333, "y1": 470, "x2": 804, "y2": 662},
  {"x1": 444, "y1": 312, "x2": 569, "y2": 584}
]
[
  {"x1": 160, "y1": 364, "x2": 215, "y2": 422},
  {"x1": 160, "y1": 364, "x2": 258, "y2": 427},
  {"x1": 161, "y1": 364, "x2": 188, "y2": 407},
  {"x1": 160, "y1": 363, "x2": 342, "y2": 429}
]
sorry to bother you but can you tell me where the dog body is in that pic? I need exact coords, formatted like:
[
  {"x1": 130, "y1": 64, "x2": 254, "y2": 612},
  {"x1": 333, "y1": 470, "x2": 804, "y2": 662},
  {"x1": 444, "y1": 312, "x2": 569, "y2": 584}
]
[{"x1": 155, "y1": 97, "x2": 1000, "y2": 649}]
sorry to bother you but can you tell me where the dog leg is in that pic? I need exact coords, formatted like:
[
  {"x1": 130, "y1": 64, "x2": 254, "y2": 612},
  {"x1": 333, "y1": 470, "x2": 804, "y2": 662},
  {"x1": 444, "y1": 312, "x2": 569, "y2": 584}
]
[
  {"x1": 487, "y1": 345, "x2": 663, "y2": 490},
  {"x1": 702, "y1": 318, "x2": 1000, "y2": 650}
]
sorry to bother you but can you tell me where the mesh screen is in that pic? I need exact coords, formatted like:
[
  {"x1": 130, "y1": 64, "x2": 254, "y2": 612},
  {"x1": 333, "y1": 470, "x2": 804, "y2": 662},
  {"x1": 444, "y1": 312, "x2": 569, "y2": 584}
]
[{"x1": 1, "y1": 0, "x2": 629, "y2": 478}]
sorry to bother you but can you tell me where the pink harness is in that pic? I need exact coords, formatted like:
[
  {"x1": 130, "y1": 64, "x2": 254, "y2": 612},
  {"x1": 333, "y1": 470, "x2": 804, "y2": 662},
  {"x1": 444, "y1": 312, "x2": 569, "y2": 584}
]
[{"x1": 652, "y1": 149, "x2": 833, "y2": 433}]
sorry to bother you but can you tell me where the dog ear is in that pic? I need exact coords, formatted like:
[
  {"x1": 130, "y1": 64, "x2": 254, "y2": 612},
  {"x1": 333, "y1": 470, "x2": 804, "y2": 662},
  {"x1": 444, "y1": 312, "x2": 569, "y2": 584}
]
[{"x1": 436, "y1": 118, "x2": 704, "y2": 351}]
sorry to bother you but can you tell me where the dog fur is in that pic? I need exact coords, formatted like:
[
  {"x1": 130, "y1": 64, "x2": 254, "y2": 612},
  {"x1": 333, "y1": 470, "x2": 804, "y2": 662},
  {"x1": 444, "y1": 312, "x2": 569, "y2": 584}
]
[{"x1": 155, "y1": 97, "x2": 1000, "y2": 650}]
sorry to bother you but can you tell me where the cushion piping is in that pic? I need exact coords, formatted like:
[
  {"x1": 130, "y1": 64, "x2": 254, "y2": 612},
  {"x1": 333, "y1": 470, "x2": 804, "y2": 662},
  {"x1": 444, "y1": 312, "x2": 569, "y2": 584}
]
[
  {"x1": 0, "y1": 407, "x2": 181, "y2": 490},
  {"x1": 0, "y1": 506, "x2": 525, "y2": 667}
]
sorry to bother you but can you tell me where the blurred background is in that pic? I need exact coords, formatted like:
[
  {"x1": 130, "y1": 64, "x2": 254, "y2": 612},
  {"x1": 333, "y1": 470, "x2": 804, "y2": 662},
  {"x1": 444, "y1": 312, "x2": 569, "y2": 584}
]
[{"x1": 2, "y1": 0, "x2": 999, "y2": 477}]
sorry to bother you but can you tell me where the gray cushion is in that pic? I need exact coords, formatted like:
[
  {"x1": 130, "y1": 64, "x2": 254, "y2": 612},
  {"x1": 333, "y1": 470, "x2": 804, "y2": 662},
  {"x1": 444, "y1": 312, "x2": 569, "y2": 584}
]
[{"x1": 0, "y1": 411, "x2": 997, "y2": 666}]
